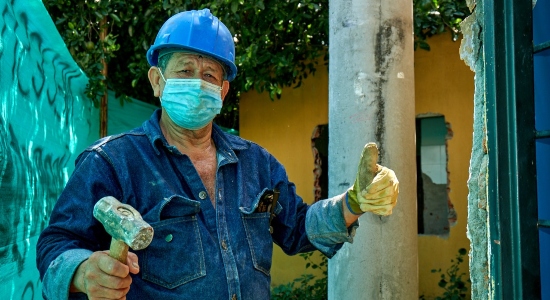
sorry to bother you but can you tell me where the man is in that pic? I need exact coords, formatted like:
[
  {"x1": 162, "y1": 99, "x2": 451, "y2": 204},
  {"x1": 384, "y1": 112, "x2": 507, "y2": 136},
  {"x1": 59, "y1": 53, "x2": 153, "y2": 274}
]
[{"x1": 36, "y1": 8, "x2": 399, "y2": 300}]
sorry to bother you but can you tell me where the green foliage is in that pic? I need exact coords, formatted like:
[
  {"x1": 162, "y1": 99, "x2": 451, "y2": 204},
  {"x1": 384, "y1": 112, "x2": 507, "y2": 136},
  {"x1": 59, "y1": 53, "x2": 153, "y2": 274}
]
[
  {"x1": 413, "y1": 0, "x2": 471, "y2": 51},
  {"x1": 271, "y1": 252, "x2": 327, "y2": 300},
  {"x1": 43, "y1": 0, "x2": 329, "y2": 129},
  {"x1": 420, "y1": 248, "x2": 471, "y2": 300},
  {"x1": 44, "y1": 0, "x2": 126, "y2": 104},
  {"x1": 44, "y1": 0, "x2": 470, "y2": 129}
]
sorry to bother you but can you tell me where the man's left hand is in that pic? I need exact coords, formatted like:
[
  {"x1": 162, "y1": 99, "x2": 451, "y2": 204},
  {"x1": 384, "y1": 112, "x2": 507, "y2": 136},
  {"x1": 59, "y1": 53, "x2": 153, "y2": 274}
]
[
  {"x1": 355, "y1": 165, "x2": 399, "y2": 215},
  {"x1": 347, "y1": 143, "x2": 399, "y2": 216}
]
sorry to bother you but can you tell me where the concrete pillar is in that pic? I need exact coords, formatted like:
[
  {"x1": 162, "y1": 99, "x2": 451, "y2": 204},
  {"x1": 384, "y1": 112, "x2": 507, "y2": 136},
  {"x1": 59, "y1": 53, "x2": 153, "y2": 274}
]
[{"x1": 327, "y1": 0, "x2": 418, "y2": 299}]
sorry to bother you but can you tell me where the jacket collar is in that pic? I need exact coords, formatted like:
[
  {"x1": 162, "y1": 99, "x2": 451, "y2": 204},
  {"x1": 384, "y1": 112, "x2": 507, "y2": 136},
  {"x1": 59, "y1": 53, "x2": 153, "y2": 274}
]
[{"x1": 144, "y1": 109, "x2": 249, "y2": 157}]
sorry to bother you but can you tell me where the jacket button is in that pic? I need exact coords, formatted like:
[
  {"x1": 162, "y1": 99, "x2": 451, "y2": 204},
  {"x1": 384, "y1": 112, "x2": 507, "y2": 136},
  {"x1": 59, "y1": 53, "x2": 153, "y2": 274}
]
[
  {"x1": 199, "y1": 191, "x2": 207, "y2": 199},
  {"x1": 165, "y1": 234, "x2": 173, "y2": 242},
  {"x1": 221, "y1": 240, "x2": 228, "y2": 250},
  {"x1": 232, "y1": 294, "x2": 237, "y2": 300}
]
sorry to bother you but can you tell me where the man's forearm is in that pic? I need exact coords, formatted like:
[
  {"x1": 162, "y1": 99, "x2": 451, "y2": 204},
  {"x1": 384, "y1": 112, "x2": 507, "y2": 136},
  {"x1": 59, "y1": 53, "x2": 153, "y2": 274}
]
[{"x1": 305, "y1": 194, "x2": 359, "y2": 257}]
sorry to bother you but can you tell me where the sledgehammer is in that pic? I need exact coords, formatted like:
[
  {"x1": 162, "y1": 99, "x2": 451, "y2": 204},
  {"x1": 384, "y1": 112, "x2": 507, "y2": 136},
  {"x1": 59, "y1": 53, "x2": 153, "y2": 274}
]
[{"x1": 93, "y1": 196, "x2": 154, "y2": 264}]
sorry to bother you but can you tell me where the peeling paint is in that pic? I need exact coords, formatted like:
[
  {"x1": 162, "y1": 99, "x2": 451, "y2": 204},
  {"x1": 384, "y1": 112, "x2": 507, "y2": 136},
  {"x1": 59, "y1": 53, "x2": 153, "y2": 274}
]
[
  {"x1": 464, "y1": 4, "x2": 491, "y2": 299},
  {"x1": 477, "y1": 155, "x2": 488, "y2": 210},
  {"x1": 466, "y1": 0, "x2": 477, "y2": 12},
  {"x1": 354, "y1": 72, "x2": 368, "y2": 103},
  {"x1": 460, "y1": 11, "x2": 481, "y2": 73},
  {"x1": 342, "y1": 19, "x2": 364, "y2": 28}
]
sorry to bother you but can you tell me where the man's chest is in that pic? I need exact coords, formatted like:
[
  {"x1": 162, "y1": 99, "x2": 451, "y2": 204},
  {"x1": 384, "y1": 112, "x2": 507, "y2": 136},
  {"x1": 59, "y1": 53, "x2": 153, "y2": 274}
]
[{"x1": 190, "y1": 153, "x2": 218, "y2": 204}]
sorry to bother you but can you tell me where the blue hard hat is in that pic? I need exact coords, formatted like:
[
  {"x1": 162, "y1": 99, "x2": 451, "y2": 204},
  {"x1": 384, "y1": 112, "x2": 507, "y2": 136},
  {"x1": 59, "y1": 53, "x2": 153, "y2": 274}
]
[{"x1": 146, "y1": 9, "x2": 238, "y2": 81}]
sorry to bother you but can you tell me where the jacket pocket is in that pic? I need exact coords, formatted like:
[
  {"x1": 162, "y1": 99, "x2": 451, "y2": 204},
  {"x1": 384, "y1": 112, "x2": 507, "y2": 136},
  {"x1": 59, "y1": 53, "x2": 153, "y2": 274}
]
[
  {"x1": 241, "y1": 211, "x2": 273, "y2": 276},
  {"x1": 140, "y1": 196, "x2": 205, "y2": 289},
  {"x1": 239, "y1": 188, "x2": 281, "y2": 276}
]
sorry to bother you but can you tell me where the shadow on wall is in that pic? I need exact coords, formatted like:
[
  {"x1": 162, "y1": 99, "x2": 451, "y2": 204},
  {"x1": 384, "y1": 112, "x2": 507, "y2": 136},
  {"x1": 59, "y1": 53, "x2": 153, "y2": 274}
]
[{"x1": 0, "y1": 0, "x2": 92, "y2": 298}]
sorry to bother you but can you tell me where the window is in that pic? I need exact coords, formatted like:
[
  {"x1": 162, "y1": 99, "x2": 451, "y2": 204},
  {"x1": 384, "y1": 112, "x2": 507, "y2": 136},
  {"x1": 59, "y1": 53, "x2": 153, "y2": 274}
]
[{"x1": 416, "y1": 115, "x2": 455, "y2": 236}]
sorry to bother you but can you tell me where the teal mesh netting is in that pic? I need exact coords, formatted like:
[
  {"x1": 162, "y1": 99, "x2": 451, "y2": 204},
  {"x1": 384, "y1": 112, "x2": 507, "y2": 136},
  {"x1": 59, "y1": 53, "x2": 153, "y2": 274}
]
[
  {"x1": 0, "y1": 1, "x2": 157, "y2": 298},
  {"x1": 0, "y1": 0, "x2": 92, "y2": 297}
]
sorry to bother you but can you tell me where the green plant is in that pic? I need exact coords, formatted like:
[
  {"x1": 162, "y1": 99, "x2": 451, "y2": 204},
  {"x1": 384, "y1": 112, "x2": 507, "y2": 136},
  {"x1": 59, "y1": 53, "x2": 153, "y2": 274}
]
[
  {"x1": 43, "y1": 0, "x2": 126, "y2": 104},
  {"x1": 421, "y1": 248, "x2": 470, "y2": 300},
  {"x1": 413, "y1": 0, "x2": 471, "y2": 50},
  {"x1": 44, "y1": 0, "x2": 470, "y2": 130},
  {"x1": 43, "y1": 0, "x2": 329, "y2": 130},
  {"x1": 271, "y1": 251, "x2": 327, "y2": 300}
]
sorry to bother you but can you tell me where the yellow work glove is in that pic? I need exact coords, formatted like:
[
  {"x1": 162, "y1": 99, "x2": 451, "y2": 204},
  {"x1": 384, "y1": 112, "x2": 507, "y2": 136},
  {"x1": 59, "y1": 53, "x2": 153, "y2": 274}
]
[{"x1": 346, "y1": 143, "x2": 399, "y2": 216}]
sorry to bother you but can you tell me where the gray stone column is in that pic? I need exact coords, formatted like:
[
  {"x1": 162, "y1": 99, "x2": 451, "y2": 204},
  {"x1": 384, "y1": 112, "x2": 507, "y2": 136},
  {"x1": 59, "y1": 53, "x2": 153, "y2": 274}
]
[{"x1": 327, "y1": 0, "x2": 418, "y2": 299}]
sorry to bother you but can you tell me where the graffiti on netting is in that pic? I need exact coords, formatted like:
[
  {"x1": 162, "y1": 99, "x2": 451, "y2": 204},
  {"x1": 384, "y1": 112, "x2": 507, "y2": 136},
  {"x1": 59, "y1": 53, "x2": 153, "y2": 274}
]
[{"x1": 0, "y1": 0, "x2": 91, "y2": 298}]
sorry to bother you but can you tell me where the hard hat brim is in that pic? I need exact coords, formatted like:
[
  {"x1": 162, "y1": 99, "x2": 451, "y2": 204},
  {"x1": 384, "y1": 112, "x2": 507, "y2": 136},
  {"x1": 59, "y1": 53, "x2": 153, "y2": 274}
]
[{"x1": 147, "y1": 45, "x2": 237, "y2": 82}]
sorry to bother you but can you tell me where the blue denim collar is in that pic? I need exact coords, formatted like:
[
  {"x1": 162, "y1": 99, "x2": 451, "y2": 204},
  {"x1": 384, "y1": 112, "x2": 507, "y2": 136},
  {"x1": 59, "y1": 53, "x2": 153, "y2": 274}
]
[{"x1": 143, "y1": 109, "x2": 249, "y2": 161}]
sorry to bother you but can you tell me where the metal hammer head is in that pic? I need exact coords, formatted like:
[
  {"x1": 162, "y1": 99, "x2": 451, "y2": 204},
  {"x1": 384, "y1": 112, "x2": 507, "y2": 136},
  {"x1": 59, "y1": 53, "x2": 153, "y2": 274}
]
[{"x1": 93, "y1": 196, "x2": 154, "y2": 250}]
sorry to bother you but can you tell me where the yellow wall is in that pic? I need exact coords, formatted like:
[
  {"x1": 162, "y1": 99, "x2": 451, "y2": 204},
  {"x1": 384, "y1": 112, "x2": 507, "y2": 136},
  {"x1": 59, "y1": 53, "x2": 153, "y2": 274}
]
[
  {"x1": 414, "y1": 32, "x2": 474, "y2": 299},
  {"x1": 239, "y1": 65, "x2": 329, "y2": 286},
  {"x1": 239, "y1": 31, "x2": 474, "y2": 295}
]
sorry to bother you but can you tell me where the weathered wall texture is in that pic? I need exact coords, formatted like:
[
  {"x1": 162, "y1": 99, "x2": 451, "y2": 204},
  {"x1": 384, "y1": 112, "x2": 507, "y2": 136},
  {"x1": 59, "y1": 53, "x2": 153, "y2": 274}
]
[
  {"x1": 327, "y1": 0, "x2": 417, "y2": 298},
  {"x1": 0, "y1": 0, "x2": 92, "y2": 298},
  {"x1": 459, "y1": 3, "x2": 490, "y2": 299},
  {"x1": 415, "y1": 31, "x2": 474, "y2": 298}
]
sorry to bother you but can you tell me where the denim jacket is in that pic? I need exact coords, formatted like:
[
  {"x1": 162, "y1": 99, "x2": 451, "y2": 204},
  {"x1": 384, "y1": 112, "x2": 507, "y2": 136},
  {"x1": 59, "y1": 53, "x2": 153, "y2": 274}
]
[{"x1": 36, "y1": 109, "x2": 358, "y2": 300}]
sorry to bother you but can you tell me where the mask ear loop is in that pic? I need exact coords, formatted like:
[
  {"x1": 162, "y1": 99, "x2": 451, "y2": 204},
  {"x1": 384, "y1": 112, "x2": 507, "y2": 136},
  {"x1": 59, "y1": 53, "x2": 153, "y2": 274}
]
[
  {"x1": 158, "y1": 68, "x2": 167, "y2": 83},
  {"x1": 158, "y1": 68, "x2": 167, "y2": 102}
]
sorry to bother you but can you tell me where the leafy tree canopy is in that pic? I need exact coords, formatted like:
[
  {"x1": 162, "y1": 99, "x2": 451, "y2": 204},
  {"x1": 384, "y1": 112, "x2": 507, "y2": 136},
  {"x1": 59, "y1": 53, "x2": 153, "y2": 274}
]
[{"x1": 44, "y1": 0, "x2": 470, "y2": 130}]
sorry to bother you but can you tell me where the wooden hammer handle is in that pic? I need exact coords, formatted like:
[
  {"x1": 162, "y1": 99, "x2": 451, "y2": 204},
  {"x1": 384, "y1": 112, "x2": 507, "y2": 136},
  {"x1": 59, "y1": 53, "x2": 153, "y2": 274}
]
[{"x1": 110, "y1": 238, "x2": 129, "y2": 264}]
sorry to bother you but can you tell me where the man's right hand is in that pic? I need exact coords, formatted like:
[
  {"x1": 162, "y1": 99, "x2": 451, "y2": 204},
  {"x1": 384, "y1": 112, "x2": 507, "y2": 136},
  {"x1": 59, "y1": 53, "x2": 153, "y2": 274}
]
[{"x1": 70, "y1": 251, "x2": 140, "y2": 299}]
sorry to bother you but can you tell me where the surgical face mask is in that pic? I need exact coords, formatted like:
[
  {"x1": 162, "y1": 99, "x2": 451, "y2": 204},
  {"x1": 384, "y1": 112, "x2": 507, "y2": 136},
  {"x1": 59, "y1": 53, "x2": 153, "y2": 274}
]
[{"x1": 159, "y1": 70, "x2": 223, "y2": 130}]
